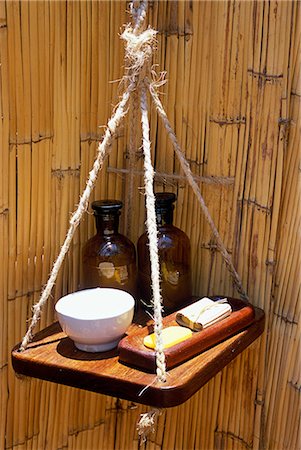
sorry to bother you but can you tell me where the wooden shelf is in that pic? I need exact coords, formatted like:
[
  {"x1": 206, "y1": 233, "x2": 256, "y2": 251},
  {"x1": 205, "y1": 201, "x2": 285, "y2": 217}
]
[{"x1": 12, "y1": 300, "x2": 265, "y2": 408}]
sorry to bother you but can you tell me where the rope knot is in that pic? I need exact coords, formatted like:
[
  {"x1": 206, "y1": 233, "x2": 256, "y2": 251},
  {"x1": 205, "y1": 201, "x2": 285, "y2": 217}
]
[
  {"x1": 121, "y1": 25, "x2": 157, "y2": 80},
  {"x1": 137, "y1": 408, "x2": 161, "y2": 444}
]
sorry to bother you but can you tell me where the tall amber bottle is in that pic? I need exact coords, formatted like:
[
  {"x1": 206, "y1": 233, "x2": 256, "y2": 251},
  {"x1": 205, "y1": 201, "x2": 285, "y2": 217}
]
[
  {"x1": 137, "y1": 193, "x2": 192, "y2": 313},
  {"x1": 82, "y1": 200, "x2": 137, "y2": 299}
]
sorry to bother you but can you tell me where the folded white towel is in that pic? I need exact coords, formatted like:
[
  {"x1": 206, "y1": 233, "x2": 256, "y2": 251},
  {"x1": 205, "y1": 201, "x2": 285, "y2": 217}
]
[{"x1": 176, "y1": 297, "x2": 232, "y2": 331}]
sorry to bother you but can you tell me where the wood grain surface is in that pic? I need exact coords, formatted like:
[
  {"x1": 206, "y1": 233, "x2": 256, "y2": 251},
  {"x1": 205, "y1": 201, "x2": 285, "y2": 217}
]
[{"x1": 12, "y1": 298, "x2": 265, "y2": 408}]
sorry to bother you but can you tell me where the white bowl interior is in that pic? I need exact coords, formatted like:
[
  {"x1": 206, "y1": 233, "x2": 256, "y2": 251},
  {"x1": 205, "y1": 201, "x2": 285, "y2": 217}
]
[{"x1": 55, "y1": 287, "x2": 135, "y2": 320}]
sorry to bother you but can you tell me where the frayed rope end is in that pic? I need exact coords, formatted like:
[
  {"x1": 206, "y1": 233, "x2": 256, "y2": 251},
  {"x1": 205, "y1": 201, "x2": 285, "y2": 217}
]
[{"x1": 137, "y1": 408, "x2": 162, "y2": 445}]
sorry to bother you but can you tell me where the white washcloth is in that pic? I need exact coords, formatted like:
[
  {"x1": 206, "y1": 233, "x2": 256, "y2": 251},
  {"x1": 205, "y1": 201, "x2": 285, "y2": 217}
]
[{"x1": 176, "y1": 297, "x2": 232, "y2": 331}]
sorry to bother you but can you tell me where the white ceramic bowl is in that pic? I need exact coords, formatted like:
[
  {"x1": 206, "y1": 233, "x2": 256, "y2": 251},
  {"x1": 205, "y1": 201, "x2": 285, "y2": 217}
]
[{"x1": 55, "y1": 288, "x2": 135, "y2": 352}]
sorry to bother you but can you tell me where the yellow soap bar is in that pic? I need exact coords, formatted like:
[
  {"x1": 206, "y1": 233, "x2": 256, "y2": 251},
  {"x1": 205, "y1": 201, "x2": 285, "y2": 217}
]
[{"x1": 143, "y1": 326, "x2": 193, "y2": 349}]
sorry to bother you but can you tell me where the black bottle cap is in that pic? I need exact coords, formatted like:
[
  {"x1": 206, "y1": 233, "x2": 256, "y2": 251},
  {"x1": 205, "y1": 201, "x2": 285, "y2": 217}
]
[
  {"x1": 91, "y1": 200, "x2": 123, "y2": 215},
  {"x1": 155, "y1": 192, "x2": 176, "y2": 210}
]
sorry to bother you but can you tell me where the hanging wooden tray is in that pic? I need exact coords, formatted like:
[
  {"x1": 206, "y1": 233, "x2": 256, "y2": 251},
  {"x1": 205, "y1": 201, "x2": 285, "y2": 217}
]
[{"x1": 11, "y1": 297, "x2": 265, "y2": 408}]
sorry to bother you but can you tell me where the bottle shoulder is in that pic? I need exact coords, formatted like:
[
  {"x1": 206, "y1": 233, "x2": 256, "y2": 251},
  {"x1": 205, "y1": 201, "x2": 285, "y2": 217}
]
[
  {"x1": 85, "y1": 231, "x2": 135, "y2": 244},
  {"x1": 161, "y1": 224, "x2": 189, "y2": 237},
  {"x1": 139, "y1": 225, "x2": 189, "y2": 238},
  {"x1": 83, "y1": 233, "x2": 136, "y2": 257},
  {"x1": 138, "y1": 225, "x2": 190, "y2": 248}
]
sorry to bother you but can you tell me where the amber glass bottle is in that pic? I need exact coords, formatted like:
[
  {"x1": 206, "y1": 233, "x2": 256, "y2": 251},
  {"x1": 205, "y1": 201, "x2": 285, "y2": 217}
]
[
  {"x1": 82, "y1": 200, "x2": 137, "y2": 299},
  {"x1": 137, "y1": 192, "x2": 192, "y2": 313}
]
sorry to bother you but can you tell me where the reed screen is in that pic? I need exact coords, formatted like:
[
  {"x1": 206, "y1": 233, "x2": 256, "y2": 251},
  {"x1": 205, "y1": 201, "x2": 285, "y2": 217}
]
[{"x1": 0, "y1": 1, "x2": 299, "y2": 449}]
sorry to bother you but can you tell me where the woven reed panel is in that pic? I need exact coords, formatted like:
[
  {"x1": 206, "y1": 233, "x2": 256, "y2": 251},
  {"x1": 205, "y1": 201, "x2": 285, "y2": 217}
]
[{"x1": 0, "y1": 1, "x2": 299, "y2": 449}]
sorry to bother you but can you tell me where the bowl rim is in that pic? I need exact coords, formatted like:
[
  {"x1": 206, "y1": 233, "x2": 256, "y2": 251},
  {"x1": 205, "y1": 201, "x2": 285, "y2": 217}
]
[{"x1": 55, "y1": 287, "x2": 135, "y2": 320}]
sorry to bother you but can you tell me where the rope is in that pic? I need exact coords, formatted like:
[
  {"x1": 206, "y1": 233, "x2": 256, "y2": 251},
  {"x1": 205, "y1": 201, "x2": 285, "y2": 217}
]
[
  {"x1": 130, "y1": 0, "x2": 148, "y2": 33},
  {"x1": 147, "y1": 79, "x2": 248, "y2": 300},
  {"x1": 140, "y1": 83, "x2": 166, "y2": 382},
  {"x1": 127, "y1": 2, "x2": 167, "y2": 384},
  {"x1": 130, "y1": 3, "x2": 166, "y2": 435},
  {"x1": 124, "y1": 0, "x2": 150, "y2": 237},
  {"x1": 19, "y1": 83, "x2": 135, "y2": 352}
]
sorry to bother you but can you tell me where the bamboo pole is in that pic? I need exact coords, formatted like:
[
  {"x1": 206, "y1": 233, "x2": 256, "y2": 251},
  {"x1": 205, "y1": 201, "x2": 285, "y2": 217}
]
[
  {"x1": 41, "y1": 140, "x2": 53, "y2": 330},
  {"x1": 181, "y1": 0, "x2": 202, "y2": 275},
  {"x1": 0, "y1": 0, "x2": 8, "y2": 446},
  {"x1": 274, "y1": 324, "x2": 299, "y2": 448},
  {"x1": 173, "y1": 0, "x2": 191, "y2": 232}
]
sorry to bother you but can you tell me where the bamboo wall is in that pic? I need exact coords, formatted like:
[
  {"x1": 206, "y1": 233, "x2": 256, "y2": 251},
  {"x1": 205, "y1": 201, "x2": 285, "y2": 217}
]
[{"x1": 0, "y1": 1, "x2": 300, "y2": 449}]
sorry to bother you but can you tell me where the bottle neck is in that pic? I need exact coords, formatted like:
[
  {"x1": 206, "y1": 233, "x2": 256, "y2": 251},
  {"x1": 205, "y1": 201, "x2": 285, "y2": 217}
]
[
  {"x1": 156, "y1": 208, "x2": 174, "y2": 227},
  {"x1": 95, "y1": 213, "x2": 120, "y2": 236}
]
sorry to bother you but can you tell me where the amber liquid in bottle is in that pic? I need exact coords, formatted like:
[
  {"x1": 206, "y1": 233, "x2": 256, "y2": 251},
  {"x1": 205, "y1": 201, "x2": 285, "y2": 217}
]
[
  {"x1": 82, "y1": 200, "x2": 137, "y2": 299},
  {"x1": 137, "y1": 193, "x2": 192, "y2": 313}
]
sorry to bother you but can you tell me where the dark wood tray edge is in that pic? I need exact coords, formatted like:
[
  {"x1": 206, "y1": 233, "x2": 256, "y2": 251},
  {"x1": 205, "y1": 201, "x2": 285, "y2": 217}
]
[{"x1": 136, "y1": 307, "x2": 265, "y2": 407}]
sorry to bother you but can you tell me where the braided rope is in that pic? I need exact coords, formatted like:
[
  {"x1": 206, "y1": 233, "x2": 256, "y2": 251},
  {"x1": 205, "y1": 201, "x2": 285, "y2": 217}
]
[
  {"x1": 123, "y1": 0, "x2": 147, "y2": 237},
  {"x1": 130, "y1": 0, "x2": 148, "y2": 33},
  {"x1": 125, "y1": 1, "x2": 147, "y2": 237},
  {"x1": 140, "y1": 84, "x2": 166, "y2": 382},
  {"x1": 19, "y1": 83, "x2": 135, "y2": 352},
  {"x1": 130, "y1": 1, "x2": 166, "y2": 436},
  {"x1": 147, "y1": 79, "x2": 248, "y2": 300}
]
